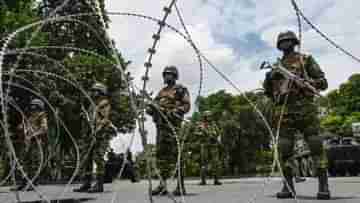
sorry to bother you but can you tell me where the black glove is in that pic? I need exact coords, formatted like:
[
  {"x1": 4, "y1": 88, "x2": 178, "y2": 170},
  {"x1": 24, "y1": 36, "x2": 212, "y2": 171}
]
[{"x1": 145, "y1": 104, "x2": 154, "y2": 116}]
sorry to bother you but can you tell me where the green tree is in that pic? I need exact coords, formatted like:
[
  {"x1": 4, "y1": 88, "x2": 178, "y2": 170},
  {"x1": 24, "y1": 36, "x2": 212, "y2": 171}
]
[
  {"x1": 1, "y1": 0, "x2": 136, "y2": 180},
  {"x1": 41, "y1": 0, "x2": 111, "y2": 59},
  {"x1": 186, "y1": 90, "x2": 272, "y2": 176},
  {"x1": 321, "y1": 73, "x2": 360, "y2": 137}
]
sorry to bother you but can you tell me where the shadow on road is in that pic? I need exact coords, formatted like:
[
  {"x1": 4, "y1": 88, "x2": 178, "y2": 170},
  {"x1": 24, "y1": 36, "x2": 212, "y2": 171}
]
[
  {"x1": 297, "y1": 195, "x2": 358, "y2": 200},
  {"x1": 19, "y1": 198, "x2": 95, "y2": 203},
  {"x1": 269, "y1": 195, "x2": 358, "y2": 200}
]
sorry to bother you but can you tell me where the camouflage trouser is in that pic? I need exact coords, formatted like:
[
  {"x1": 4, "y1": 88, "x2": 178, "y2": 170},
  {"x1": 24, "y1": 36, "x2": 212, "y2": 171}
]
[
  {"x1": 200, "y1": 143, "x2": 221, "y2": 178},
  {"x1": 81, "y1": 129, "x2": 112, "y2": 178},
  {"x1": 0, "y1": 134, "x2": 7, "y2": 179},
  {"x1": 0, "y1": 132, "x2": 16, "y2": 180},
  {"x1": 155, "y1": 123, "x2": 181, "y2": 180},
  {"x1": 12, "y1": 136, "x2": 46, "y2": 182},
  {"x1": 275, "y1": 99, "x2": 328, "y2": 176}
]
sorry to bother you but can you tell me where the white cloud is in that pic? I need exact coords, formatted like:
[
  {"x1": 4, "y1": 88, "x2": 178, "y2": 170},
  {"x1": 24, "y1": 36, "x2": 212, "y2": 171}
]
[{"x1": 106, "y1": 0, "x2": 360, "y2": 152}]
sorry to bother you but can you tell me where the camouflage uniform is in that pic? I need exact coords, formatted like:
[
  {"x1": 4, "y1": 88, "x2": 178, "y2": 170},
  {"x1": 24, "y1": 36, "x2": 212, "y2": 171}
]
[
  {"x1": 147, "y1": 66, "x2": 190, "y2": 196},
  {"x1": 0, "y1": 97, "x2": 24, "y2": 181},
  {"x1": 153, "y1": 84, "x2": 190, "y2": 177},
  {"x1": 195, "y1": 115, "x2": 222, "y2": 185},
  {"x1": 264, "y1": 53, "x2": 328, "y2": 171},
  {"x1": 12, "y1": 99, "x2": 48, "y2": 191},
  {"x1": 263, "y1": 31, "x2": 330, "y2": 199},
  {"x1": 87, "y1": 96, "x2": 112, "y2": 176},
  {"x1": 74, "y1": 83, "x2": 113, "y2": 193}
]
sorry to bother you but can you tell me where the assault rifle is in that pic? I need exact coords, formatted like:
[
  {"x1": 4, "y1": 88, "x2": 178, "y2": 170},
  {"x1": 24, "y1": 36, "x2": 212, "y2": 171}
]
[
  {"x1": 141, "y1": 90, "x2": 184, "y2": 124},
  {"x1": 260, "y1": 61, "x2": 321, "y2": 97}
]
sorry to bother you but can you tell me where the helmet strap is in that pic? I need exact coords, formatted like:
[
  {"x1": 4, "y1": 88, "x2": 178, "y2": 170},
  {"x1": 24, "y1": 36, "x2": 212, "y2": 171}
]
[
  {"x1": 165, "y1": 79, "x2": 176, "y2": 87},
  {"x1": 163, "y1": 73, "x2": 176, "y2": 86},
  {"x1": 281, "y1": 45, "x2": 296, "y2": 57}
]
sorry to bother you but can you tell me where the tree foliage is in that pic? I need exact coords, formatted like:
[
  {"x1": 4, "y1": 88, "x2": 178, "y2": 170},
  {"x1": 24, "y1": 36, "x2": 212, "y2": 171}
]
[
  {"x1": 320, "y1": 73, "x2": 360, "y2": 136},
  {"x1": 1, "y1": 0, "x2": 136, "y2": 180},
  {"x1": 185, "y1": 90, "x2": 272, "y2": 175}
]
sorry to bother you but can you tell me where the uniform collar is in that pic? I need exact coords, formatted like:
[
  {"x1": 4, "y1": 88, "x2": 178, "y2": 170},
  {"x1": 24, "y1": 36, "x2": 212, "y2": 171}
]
[{"x1": 283, "y1": 51, "x2": 300, "y2": 59}]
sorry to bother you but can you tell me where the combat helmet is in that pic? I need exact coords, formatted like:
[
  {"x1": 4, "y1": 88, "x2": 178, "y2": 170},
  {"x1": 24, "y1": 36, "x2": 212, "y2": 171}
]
[
  {"x1": 203, "y1": 110, "x2": 212, "y2": 118},
  {"x1": 277, "y1": 30, "x2": 299, "y2": 49},
  {"x1": 162, "y1": 66, "x2": 179, "y2": 80},
  {"x1": 30, "y1": 98, "x2": 45, "y2": 110},
  {"x1": 91, "y1": 82, "x2": 108, "y2": 96}
]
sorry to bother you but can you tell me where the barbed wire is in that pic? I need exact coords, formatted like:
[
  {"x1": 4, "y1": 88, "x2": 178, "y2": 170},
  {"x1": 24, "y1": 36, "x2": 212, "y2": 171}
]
[
  {"x1": 1, "y1": 10, "x2": 268, "y2": 203},
  {"x1": 136, "y1": 0, "x2": 184, "y2": 202},
  {"x1": 291, "y1": 0, "x2": 360, "y2": 64},
  {"x1": 1, "y1": 1, "x2": 349, "y2": 202},
  {"x1": 100, "y1": 14, "x2": 205, "y2": 196},
  {"x1": 0, "y1": 10, "x2": 132, "y2": 203},
  {"x1": 1, "y1": 4, "x2": 76, "y2": 200},
  {"x1": 125, "y1": 7, "x2": 282, "y2": 202},
  {"x1": 291, "y1": 0, "x2": 302, "y2": 52},
  {"x1": 108, "y1": 8, "x2": 276, "y2": 203},
  {"x1": 174, "y1": 3, "x2": 204, "y2": 105},
  {"x1": 106, "y1": 12, "x2": 205, "y2": 99}
]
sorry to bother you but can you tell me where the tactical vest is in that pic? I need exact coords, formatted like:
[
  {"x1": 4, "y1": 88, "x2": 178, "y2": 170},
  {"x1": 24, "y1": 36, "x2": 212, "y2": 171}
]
[
  {"x1": 89, "y1": 97, "x2": 111, "y2": 132},
  {"x1": 154, "y1": 84, "x2": 188, "y2": 125},
  {"x1": 197, "y1": 121, "x2": 220, "y2": 144},
  {"x1": 157, "y1": 84, "x2": 186, "y2": 111},
  {"x1": 271, "y1": 53, "x2": 309, "y2": 103},
  {"x1": 27, "y1": 111, "x2": 47, "y2": 133}
]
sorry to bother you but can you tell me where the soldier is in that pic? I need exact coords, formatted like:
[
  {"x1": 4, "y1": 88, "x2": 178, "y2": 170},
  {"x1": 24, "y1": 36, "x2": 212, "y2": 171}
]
[
  {"x1": 146, "y1": 66, "x2": 190, "y2": 196},
  {"x1": 263, "y1": 31, "x2": 330, "y2": 199},
  {"x1": 125, "y1": 150, "x2": 139, "y2": 183},
  {"x1": 195, "y1": 111, "x2": 222, "y2": 186},
  {"x1": 74, "y1": 82, "x2": 113, "y2": 193},
  {"x1": 12, "y1": 98, "x2": 48, "y2": 191},
  {"x1": 104, "y1": 148, "x2": 116, "y2": 183}
]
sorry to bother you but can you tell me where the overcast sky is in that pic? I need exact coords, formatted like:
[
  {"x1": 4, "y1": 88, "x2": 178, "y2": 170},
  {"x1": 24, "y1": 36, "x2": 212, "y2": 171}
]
[{"x1": 105, "y1": 0, "x2": 360, "y2": 153}]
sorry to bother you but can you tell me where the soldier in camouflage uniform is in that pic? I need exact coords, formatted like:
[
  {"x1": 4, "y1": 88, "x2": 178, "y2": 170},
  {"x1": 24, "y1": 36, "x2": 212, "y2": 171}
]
[
  {"x1": 74, "y1": 82, "x2": 113, "y2": 193},
  {"x1": 263, "y1": 31, "x2": 330, "y2": 200},
  {"x1": 146, "y1": 66, "x2": 191, "y2": 196},
  {"x1": 12, "y1": 98, "x2": 48, "y2": 191},
  {"x1": 196, "y1": 111, "x2": 222, "y2": 186}
]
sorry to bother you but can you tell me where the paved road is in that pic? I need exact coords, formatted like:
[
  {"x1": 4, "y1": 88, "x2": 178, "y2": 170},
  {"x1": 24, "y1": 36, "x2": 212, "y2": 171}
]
[{"x1": 0, "y1": 177, "x2": 359, "y2": 203}]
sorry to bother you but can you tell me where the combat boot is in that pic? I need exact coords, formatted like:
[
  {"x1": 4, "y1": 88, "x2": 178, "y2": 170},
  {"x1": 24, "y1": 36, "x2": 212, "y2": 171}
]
[
  {"x1": 295, "y1": 177, "x2": 306, "y2": 183},
  {"x1": 276, "y1": 175, "x2": 295, "y2": 199},
  {"x1": 199, "y1": 165, "x2": 207, "y2": 185},
  {"x1": 10, "y1": 176, "x2": 29, "y2": 191},
  {"x1": 10, "y1": 180, "x2": 26, "y2": 191},
  {"x1": 317, "y1": 169, "x2": 330, "y2": 200},
  {"x1": 199, "y1": 173, "x2": 207, "y2": 185},
  {"x1": 152, "y1": 182, "x2": 168, "y2": 196},
  {"x1": 173, "y1": 180, "x2": 186, "y2": 196},
  {"x1": 199, "y1": 179, "x2": 207, "y2": 185},
  {"x1": 87, "y1": 177, "x2": 104, "y2": 193},
  {"x1": 213, "y1": 176, "x2": 222, "y2": 185},
  {"x1": 73, "y1": 175, "x2": 92, "y2": 192}
]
